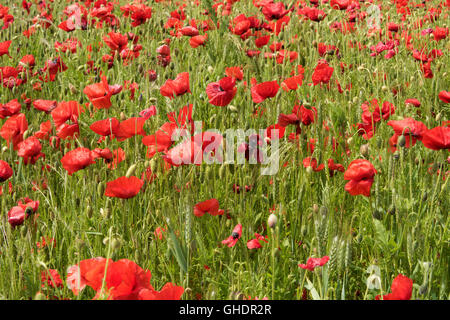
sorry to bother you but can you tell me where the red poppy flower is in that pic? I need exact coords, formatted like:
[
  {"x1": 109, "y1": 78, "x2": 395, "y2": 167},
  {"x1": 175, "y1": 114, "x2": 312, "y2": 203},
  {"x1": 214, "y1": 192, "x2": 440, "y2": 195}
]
[
  {"x1": 438, "y1": 91, "x2": 450, "y2": 103},
  {"x1": 387, "y1": 118, "x2": 428, "y2": 146},
  {"x1": 51, "y1": 100, "x2": 83, "y2": 128},
  {"x1": 0, "y1": 99, "x2": 21, "y2": 118},
  {"x1": 433, "y1": 27, "x2": 448, "y2": 41},
  {"x1": 103, "y1": 31, "x2": 128, "y2": 53},
  {"x1": 328, "y1": 159, "x2": 345, "y2": 177},
  {"x1": 376, "y1": 274, "x2": 413, "y2": 300},
  {"x1": 41, "y1": 269, "x2": 64, "y2": 288},
  {"x1": 251, "y1": 80, "x2": 279, "y2": 103},
  {"x1": 180, "y1": 26, "x2": 199, "y2": 36},
  {"x1": 0, "y1": 40, "x2": 11, "y2": 58},
  {"x1": 0, "y1": 66, "x2": 22, "y2": 88},
  {"x1": 206, "y1": 76, "x2": 237, "y2": 106},
  {"x1": 90, "y1": 117, "x2": 120, "y2": 137},
  {"x1": 312, "y1": 60, "x2": 334, "y2": 85},
  {"x1": 34, "y1": 120, "x2": 52, "y2": 141},
  {"x1": 222, "y1": 224, "x2": 242, "y2": 247},
  {"x1": 160, "y1": 72, "x2": 190, "y2": 99},
  {"x1": 344, "y1": 159, "x2": 377, "y2": 197},
  {"x1": 303, "y1": 157, "x2": 325, "y2": 172},
  {"x1": 60, "y1": 147, "x2": 96, "y2": 175},
  {"x1": 83, "y1": 76, "x2": 114, "y2": 109},
  {"x1": 114, "y1": 117, "x2": 147, "y2": 141},
  {"x1": 405, "y1": 98, "x2": 421, "y2": 108},
  {"x1": 225, "y1": 66, "x2": 243, "y2": 81},
  {"x1": 105, "y1": 176, "x2": 143, "y2": 199},
  {"x1": 421, "y1": 126, "x2": 450, "y2": 150},
  {"x1": 298, "y1": 256, "x2": 330, "y2": 271},
  {"x1": 247, "y1": 233, "x2": 268, "y2": 249},
  {"x1": 17, "y1": 136, "x2": 44, "y2": 164},
  {"x1": 361, "y1": 99, "x2": 395, "y2": 124},
  {"x1": 265, "y1": 123, "x2": 285, "y2": 140},
  {"x1": 7, "y1": 206, "x2": 27, "y2": 228},
  {"x1": 0, "y1": 160, "x2": 13, "y2": 182},
  {"x1": 193, "y1": 199, "x2": 223, "y2": 217},
  {"x1": 298, "y1": 7, "x2": 326, "y2": 22},
  {"x1": 138, "y1": 283, "x2": 184, "y2": 300},
  {"x1": 33, "y1": 99, "x2": 57, "y2": 113},
  {"x1": 189, "y1": 34, "x2": 208, "y2": 48},
  {"x1": 142, "y1": 122, "x2": 178, "y2": 158},
  {"x1": 0, "y1": 113, "x2": 28, "y2": 149}
]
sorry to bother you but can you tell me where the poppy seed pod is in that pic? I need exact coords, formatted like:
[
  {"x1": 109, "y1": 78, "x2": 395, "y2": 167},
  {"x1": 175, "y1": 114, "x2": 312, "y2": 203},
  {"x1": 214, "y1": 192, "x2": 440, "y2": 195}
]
[{"x1": 268, "y1": 213, "x2": 277, "y2": 229}]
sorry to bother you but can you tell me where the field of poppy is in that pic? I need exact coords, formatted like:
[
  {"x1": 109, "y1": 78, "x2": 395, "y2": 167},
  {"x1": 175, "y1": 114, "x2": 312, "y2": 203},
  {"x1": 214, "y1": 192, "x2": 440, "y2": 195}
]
[{"x1": 0, "y1": 0, "x2": 449, "y2": 301}]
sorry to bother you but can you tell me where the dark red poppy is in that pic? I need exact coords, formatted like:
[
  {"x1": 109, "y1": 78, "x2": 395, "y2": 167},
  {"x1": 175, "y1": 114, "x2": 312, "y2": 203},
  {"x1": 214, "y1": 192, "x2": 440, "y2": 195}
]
[
  {"x1": 344, "y1": 159, "x2": 377, "y2": 197},
  {"x1": 105, "y1": 176, "x2": 143, "y2": 199},
  {"x1": 328, "y1": 159, "x2": 345, "y2": 177},
  {"x1": 193, "y1": 199, "x2": 223, "y2": 217},
  {"x1": 222, "y1": 224, "x2": 242, "y2": 248},
  {"x1": 0, "y1": 99, "x2": 21, "y2": 118},
  {"x1": 312, "y1": 60, "x2": 334, "y2": 85},
  {"x1": 421, "y1": 126, "x2": 450, "y2": 150},
  {"x1": 298, "y1": 256, "x2": 330, "y2": 271},
  {"x1": 60, "y1": 147, "x2": 96, "y2": 175},
  {"x1": 0, "y1": 160, "x2": 13, "y2": 182},
  {"x1": 41, "y1": 269, "x2": 63, "y2": 289},
  {"x1": 206, "y1": 77, "x2": 237, "y2": 106},
  {"x1": 160, "y1": 72, "x2": 190, "y2": 99},
  {"x1": 103, "y1": 31, "x2": 128, "y2": 53},
  {"x1": 375, "y1": 274, "x2": 413, "y2": 300},
  {"x1": 251, "y1": 80, "x2": 279, "y2": 103}
]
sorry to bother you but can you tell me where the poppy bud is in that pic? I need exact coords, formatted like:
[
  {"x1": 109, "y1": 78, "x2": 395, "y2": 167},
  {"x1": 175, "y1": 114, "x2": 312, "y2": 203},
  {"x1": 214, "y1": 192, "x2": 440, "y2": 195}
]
[
  {"x1": 436, "y1": 112, "x2": 442, "y2": 121},
  {"x1": 381, "y1": 85, "x2": 388, "y2": 91},
  {"x1": 207, "y1": 66, "x2": 214, "y2": 73},
  {"x1": 2, "y1": 146, "x2": 8, "y2": 153},
  {"x1": 69, "y1": 83, "x2": 78, "y2": 94},
  {"x1": 111, "y1": 238, "x2": 122, "y2": 250},
  {"x1": 306, "y1": 166, "x2": 312, "y2": 174},
  {"x1": 138, "y1": 65, "x2": 144, "y2": 74},
  {"x1": 103, "y1": 237, "x2": 109, "y2": 245},
  {"x1": 268, "y1": 213, "x2": 277, "y2": 229},
  {"x1": 359, "y1": 144, "x2": 369, "y2": 156},
  {"x1": 149, "y1": 97, "x2": 157, "y2": 103},
  {"x1": 120, "y1": 112, "x2": 126, "y2": 121},
  {"x1": 347, "y1": 137, "x2": 353, "y2": 145},
  {"x1": 85, "y1": 205, "x2": 93, "y2": 218},
  {"x1": 126, "y1": 164, "x2": 137, "y2": 178},
  {"x1": 397, "y1": 135, "x2": 406, "y2": 147}
]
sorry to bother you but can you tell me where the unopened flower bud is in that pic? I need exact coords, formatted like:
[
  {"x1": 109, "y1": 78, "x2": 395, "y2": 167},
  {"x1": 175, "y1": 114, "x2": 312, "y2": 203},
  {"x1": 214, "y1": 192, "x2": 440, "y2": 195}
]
[
  {"x1": 397, "y1": 135, "x2": 406, "y2": 147},
  {"x1": 360, "y1": 143, "x2": 369, "y2": 156},
  {"x1": 268, "y1": 214, "x2": 277, "y2": 229}
]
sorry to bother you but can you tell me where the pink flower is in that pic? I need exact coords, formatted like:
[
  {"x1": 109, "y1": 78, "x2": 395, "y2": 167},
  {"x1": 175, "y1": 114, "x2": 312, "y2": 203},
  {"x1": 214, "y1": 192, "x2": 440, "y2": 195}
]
[{"x1": 298, "y1": 256, "x2": 330, "y2": 271}]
